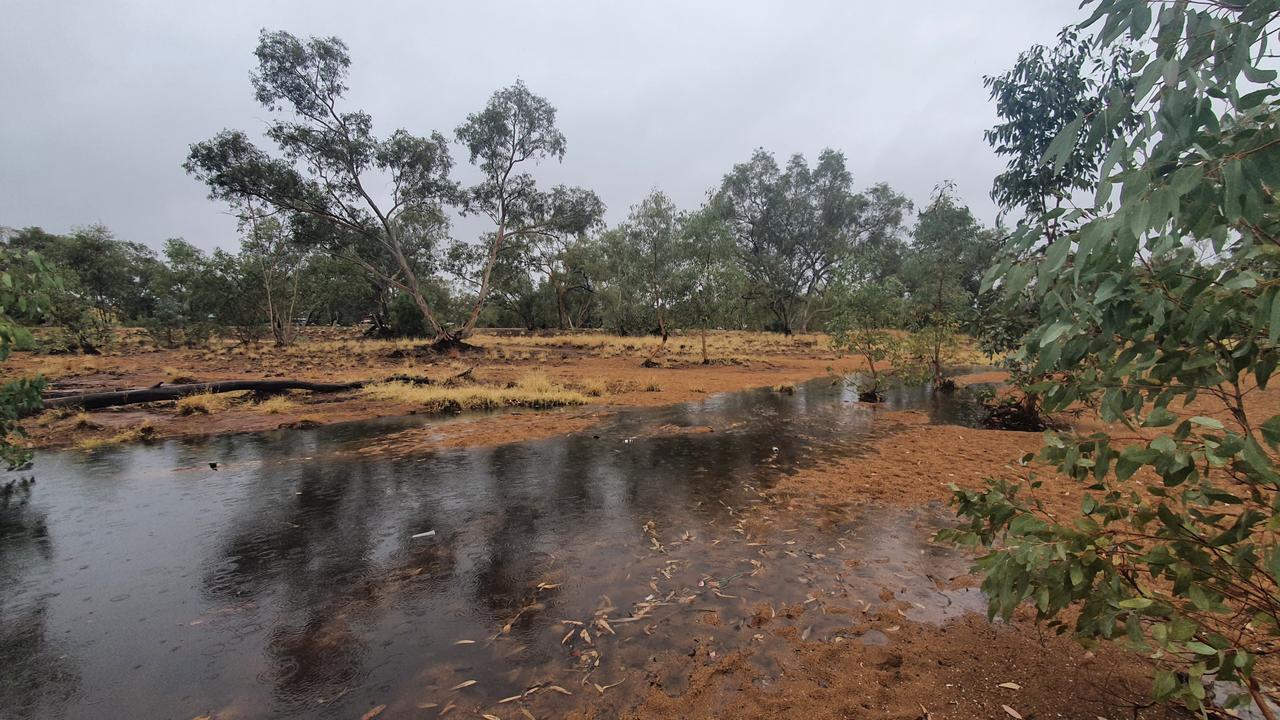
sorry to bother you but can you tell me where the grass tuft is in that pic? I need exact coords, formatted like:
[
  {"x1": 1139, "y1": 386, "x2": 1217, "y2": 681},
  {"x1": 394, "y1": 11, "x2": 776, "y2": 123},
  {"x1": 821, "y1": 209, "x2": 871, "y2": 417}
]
[
  {"x1": 515, "y1": 371, "x2": 556, "y2": 394},
  {"x1": 79, "y1": 420, "x2": 157, "y2": 451},
  {"x1": 177, "y1": 392, "x2": 234, "y2": 415},
  {"x1": 254, "y1": 395, "x2": 297, "y2": 414},
  {"x1": 578, "y1": 377, "x2": 608, "y2": 397},
  {"x1": 361, "y1": 377, "x2": 588, "y2": 413}
]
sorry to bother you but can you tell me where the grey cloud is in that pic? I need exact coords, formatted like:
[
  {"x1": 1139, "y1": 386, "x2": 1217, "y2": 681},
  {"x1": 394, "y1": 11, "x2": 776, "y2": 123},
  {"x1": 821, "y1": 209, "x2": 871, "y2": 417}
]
[{"x1": 0, "y1": 0, "x2": 1081, "y2": 252}]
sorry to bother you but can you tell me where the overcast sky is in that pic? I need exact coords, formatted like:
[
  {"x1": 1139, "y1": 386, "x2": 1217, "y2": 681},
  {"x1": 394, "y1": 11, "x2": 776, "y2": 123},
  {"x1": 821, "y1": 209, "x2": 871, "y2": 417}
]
[{"x1": 1, "y1": 0, "x2": 1081, "y2": 253}]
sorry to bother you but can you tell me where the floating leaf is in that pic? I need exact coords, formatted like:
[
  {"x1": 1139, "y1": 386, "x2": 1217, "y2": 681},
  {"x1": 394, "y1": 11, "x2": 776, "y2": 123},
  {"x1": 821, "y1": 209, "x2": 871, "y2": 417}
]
[{"x1": 449, "y1": 680, "x2": 477, "y2": 691}]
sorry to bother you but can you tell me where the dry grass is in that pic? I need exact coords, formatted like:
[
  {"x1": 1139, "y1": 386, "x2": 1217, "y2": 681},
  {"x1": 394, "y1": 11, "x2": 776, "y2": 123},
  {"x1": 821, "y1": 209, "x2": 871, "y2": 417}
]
[
  {"x1": 176, "y1": 392, "x2": 235, "y2": 415},
  {"x1": 361, "y1": 372, "x2": 588, "y2": 413},
  {"x1": 254, "y1": 395, "x2": 297, "y2": 414},
  {"x1": 78, "y1": 420, "x2": 157, "y2": 451},
  {"x1": 514, "y1": 371, "x2": 556, "y2": 393},
  {"x1": 472, "y1": 330, "x2": 830, "y2": 363},
  {"x1": 577, "y1": 377, "x2": 608, "y2": 397}
]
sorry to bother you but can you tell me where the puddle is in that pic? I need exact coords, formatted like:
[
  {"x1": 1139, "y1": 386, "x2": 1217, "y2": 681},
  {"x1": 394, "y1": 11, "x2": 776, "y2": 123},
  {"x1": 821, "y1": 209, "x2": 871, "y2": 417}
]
[{"x1": 0, "y1": 376, "x2": 988, "y2": 719}]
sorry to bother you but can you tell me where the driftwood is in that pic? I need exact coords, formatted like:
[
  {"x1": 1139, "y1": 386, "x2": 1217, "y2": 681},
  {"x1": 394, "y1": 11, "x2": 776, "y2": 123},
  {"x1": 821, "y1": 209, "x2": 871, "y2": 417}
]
[{"x1": 39, "y1": 380, "x2": 366, "y2": 414}]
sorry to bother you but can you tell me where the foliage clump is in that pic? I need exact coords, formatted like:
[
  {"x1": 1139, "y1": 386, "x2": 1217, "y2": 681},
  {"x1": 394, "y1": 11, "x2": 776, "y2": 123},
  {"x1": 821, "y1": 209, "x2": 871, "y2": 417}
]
[{"x1": 944, "y1": 0, "x2": 1280, "y2": 712}]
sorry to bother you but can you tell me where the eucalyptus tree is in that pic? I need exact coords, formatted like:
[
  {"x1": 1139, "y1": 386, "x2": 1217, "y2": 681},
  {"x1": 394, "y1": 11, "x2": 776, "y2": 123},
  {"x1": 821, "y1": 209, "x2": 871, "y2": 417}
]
[
  {"x1": 185, "y1": 30, "x2": 458, "y2": 342},
  {"x1": 680, "y1": 205, "x2": 741, "y2": 362},
  {"x1": 446, "y1": 236, "x2": 541, "y2": 331},
  {"x1": 453, "y1": 82, "x2": 604, "y2": 340},
  {"x1": 297, "y1": 254, "x2": 386, "y2": 326},
  {"x1": 713, "y1": 148, "x2": 909, "y2": 334},
  {"x1": 984, "y1": 26, "x2": 1137, "y2": 227},
  {"x1": 903, "y1": 186, "x2": 990, "y2": 386},
  {"x1": 10, "y1": 225, "x2": 161, "y2": 324},
  {"x1": 534, "y1": 234, "x2": 599, "y2": 330},
  {"x1": 147, "y1": 239, "x2": 252, "y2": 347},
  {"x1": 980, "y1": 28, "x2": 1136, "y2": 410},
  {"x1": 237, "y1": 206, "x2": 311, "y2": 346},
  {"x1": 827, "y1": 277, "x2": 907, "y2": 396},
  {"x1": 526, "y1": 189, "x2": 605, "y2": 330},
  {"x1": 591, "y1": 226, "x2": 650, "y2": 336},
  {"x1": 945, "y1": 1, "x2": 1280, "y2": 713},
  {"x1": 622, "y1": 190, "x2": 689, "y2": 345}
]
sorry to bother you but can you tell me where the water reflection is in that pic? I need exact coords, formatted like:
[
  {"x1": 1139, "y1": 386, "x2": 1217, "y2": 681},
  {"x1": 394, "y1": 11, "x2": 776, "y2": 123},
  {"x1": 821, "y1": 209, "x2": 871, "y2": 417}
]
[
  {"x1": 1, "y1": 488, "x2": 82, "y2": 716},
  {"x1": 0, "y1": 377, "x2": 988, "y2": 719}
]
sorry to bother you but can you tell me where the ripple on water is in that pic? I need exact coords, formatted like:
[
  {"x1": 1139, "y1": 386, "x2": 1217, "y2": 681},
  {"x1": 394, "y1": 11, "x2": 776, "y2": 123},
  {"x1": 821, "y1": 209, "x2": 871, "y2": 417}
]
[{"x1": 0, "y1": 376, "x2": 990, "y2": 719}]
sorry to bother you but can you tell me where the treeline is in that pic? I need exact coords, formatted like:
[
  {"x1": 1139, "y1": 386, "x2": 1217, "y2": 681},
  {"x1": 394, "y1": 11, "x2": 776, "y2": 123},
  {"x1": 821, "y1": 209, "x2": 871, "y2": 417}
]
[
  {"x1": 3, "y1": 169, "x2": 1000, "y2": 354},
  {"x1": 4, "y1": 31, "x2": 1004, "y2": 353},
  {"x1": 2, "y1": 223, "x2": 392, "y2": 351}
]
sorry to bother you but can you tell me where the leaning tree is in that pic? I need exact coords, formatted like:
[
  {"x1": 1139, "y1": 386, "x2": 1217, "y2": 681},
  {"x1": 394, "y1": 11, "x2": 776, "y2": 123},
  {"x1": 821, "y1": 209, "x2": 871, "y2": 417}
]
[{"x1": 185, "y1": 30, "x2": 458, "y2": 341}]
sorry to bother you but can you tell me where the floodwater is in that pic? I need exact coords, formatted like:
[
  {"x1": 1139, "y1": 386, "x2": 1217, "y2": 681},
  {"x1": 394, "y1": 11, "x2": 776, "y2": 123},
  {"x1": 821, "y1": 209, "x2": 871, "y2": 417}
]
[{"x1": 0, "y1": 377, "x2": 989, "y2": 719}]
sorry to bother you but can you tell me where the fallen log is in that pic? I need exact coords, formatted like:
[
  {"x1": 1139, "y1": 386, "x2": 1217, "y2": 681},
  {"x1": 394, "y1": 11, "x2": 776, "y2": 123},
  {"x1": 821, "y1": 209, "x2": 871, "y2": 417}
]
[{"x1": 38, "y1": 380, "x2": 366, "y2": 414}]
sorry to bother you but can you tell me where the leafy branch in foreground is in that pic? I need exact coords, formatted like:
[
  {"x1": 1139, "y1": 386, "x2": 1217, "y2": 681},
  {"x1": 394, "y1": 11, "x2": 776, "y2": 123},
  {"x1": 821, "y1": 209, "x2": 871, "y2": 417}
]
[
  {"x1": 945, "y1": 0, "x2": 1280, "y2": 714},
  {"x1": 0, "y1": 249, "x2": 57, "y2": 469}
]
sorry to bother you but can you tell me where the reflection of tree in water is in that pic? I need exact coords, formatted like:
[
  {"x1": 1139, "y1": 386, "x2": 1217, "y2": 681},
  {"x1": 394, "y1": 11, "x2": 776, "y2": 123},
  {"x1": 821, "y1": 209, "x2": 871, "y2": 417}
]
[
  {"x1": 0, "y1": 492, "x2": 80, "y2": 716},
  {"x1": 265, "y1": 612, "x2": 367, "y2": 703},
  {"x1": 0, "y1": 602, "x2": 82, "y2": 716},
  {"x1": 200, "y1": 447, "x2": 458, "y2": 705},
  {"x1": 469, "y1": 443, "x2": 565, "y2": 619},
  {"x1": 0, "y1": 486, "x2": 50, "y2": 588},
  {"x1": 196, "y1": 379, "x2": 903, "y2": 707},
  {"x1": 465, "y1": 423, "x2": 779, "y2": 621}
]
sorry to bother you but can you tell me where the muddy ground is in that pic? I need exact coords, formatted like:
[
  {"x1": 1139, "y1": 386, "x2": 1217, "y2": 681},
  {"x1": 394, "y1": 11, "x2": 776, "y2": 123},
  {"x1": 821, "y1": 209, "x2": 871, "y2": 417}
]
[
  {"x1": 7, "y1": 328, "x2": 1265, "y2": 718},
  {"x1": 13, "y1": 329, "x2": 855, "y2": 451}
]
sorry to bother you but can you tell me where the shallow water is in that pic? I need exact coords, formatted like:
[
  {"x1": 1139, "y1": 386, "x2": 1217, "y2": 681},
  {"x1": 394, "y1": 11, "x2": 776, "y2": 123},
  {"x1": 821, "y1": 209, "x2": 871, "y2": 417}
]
[{"x1": 0, "y1": 377, "x2": 988, "y2": 719}]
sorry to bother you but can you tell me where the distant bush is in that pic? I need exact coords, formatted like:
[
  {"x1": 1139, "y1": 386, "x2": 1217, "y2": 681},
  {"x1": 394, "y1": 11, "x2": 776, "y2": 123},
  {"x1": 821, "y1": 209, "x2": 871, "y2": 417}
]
[{"x1": 387, "y1": 293, "x2": 431, "y2": 338}]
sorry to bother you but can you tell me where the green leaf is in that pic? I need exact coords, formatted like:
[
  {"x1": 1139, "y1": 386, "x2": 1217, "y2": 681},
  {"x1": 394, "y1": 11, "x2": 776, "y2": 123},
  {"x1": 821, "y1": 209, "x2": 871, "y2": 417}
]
[
  {"x1": 1270, "y1": 287, "x2": 1280, "y2": 346},
  {"x1": 1043, "y1": 116, "x2": 1084, "y2": 174},
  {"x1": 1040, "y1": 321, "x2": 1072, "y2": 347},
  {"x1": 1262, "y1": 415, "x2": 1280, "y2": 449}
]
